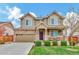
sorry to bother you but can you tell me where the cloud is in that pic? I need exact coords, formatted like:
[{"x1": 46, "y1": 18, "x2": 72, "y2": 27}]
[
  {"x1": 0, "y1": 5, "x2": 23, "y2": 28},
  {"x1": 7, "y1": 6, "x2": 23, "y2": 21},
  {"x1": 6, "y1": 6, "x2": 23, "y2": 28}
]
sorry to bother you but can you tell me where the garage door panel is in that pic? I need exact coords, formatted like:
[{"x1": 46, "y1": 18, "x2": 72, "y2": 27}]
[{"x1": 15, "y1": 34, "x2": 35, "y2": 42}]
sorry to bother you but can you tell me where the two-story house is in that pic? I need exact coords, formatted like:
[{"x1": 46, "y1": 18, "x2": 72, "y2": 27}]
[{"x1": 15, "y1": 12, "x2": 65, "y2": 42}]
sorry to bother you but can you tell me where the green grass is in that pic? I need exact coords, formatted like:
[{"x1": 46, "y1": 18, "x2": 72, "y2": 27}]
[{"x1": 29, "y1": 46, "x2": 79, "y2": 55}]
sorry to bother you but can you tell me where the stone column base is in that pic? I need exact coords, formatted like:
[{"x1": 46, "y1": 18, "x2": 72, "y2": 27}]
[
  {"x1": 58, "y1": 41, "x2": 61, "y2": 46},
  {"x1": 67, "y1": 41, "x2": 70, "y2": 46}
]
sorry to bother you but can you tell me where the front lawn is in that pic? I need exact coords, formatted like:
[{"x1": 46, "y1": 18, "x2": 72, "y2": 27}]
[{"x1": 29, "y1": 46, "x2": 79, "y2": 55}]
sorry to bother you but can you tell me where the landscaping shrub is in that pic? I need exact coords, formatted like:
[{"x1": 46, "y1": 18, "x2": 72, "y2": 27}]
[
  {"x1": 44, "y1": 40, "x2": 50, "y2": 46},
  {"x1": 69, "y1": 40, "x2": 76, "y2": 46},
  {"x1": 34, "y1": 40, "x2": 41, "y2": 46},
  {"x1": 61, "y1": 40, "x2": 67, "y2": 46},
  {"x1": 53, "y1": 40, "x2": 57, "y2": 46},
  {"x1": 0, "y1": 41, "x2": 4, "y2": 44},
  {"x1": 68, "y1": 36, "x2": 78, "y2": 46}
]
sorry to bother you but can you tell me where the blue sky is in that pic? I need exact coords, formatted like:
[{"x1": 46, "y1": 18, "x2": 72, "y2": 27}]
[{"x1": 0, "y1": 3, "x2": 79, "y2": 28}]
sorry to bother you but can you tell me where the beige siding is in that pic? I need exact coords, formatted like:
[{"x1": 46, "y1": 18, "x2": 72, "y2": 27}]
[
  {"x1": 36, "y1": 21, "x2": 40, "y2": 25},
  {"x1": 43, "y1": 19, "x2": 48, "y2": 25},
  {"x1": 15, "y1": 34, "x2": 35, "y2": 42}
]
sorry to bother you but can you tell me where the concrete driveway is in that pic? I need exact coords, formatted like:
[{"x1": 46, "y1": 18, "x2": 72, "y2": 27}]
[{"x1": 0, "y1": 42, "x2": 34, "y2": 55}]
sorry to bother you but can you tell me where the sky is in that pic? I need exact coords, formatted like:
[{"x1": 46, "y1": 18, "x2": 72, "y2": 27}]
[{"x1": 0, "y1": 3, "x2": 79, "y2": 28}]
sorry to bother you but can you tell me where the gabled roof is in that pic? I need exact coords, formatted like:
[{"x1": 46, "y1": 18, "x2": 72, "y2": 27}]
[
  {"x1": 19, "y1": 11, "x2": 64, "y2": 20},
  {"x1": 44, "y1": 12, "x2": 64, "y2": 20},
  {"x1": 19, "y1": 12, "x2": 37, "y2": 20},
  {"x1": 0, "y1": 22, "x2": 14, "y2": 29},
  {"x1": 35, "y1": 21, "x2": 47, "y2": 29}
]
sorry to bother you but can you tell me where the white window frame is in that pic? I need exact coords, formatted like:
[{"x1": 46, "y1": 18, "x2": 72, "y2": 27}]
[
  {"x1": 50, "y1": 18, "x2": 58, "y2": 25},
  {"x1": 26, "y1": 19, "x2": 32, "y2": 27}
]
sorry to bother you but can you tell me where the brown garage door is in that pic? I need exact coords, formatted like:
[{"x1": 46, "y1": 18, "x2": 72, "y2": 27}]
[{"x1": 15, "y1": 34, "x2": 35, "y2": 42}]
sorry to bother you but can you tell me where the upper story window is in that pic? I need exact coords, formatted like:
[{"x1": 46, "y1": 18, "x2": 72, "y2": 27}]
[
  {"x1": 51, "y1": 19, "x2": 54, "y2": 24},
  {"x1": 50, "y1": 18, "x2": 58, "y2": 25},
  {"x1": 26, "y1": 20, "x2": 32, "y2": 27}
]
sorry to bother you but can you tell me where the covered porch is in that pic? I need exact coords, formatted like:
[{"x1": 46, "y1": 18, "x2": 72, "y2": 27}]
[
  {"x1": 36, "y1": 28, "x2": 63, "y2": 40},
  {"x1": 35, "y1": 21, "x2": 64, "y2": 40}
]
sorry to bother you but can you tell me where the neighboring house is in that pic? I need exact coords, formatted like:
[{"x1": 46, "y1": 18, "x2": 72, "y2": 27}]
[
  {"x1": 15, "y1": 12, "x2": 65, "y2": 42},
  {"x1": 0, "y1": 22, "x2": 14, "y2": 42}
]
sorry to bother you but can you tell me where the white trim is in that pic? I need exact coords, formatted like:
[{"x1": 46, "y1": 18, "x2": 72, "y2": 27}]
[
  {"x1": 36, "y1": 21, "x2": 47, "y2": 27},
  {"x1": 25, "y1": 19, "x2": 33, "y2": 27},
  {"x1": 50, "y1": 18, "x2": 58, "y2": 25}
]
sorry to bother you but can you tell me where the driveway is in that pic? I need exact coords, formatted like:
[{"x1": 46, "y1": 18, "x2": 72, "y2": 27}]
[{"x1": 0, "y1": 42, "x2": 34, "y2": 55}]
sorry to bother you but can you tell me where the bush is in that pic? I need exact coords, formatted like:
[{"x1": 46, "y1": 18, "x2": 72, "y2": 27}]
[
  {"x1": 69, "y1": 40, "x2": 76, "y2": 46},
  {"x1": 69, "y1": 42, "x2": 75, "y2": 46},
  {"x1": 34, "y1": 40, "x2": 41, "y2": 46},
  {"x1": 68, "y1": 36, "x2": 78, "y2": 46},
  {"x1": 0, "y1": 41, "x2": 5, "y2": 44},
  {"x1": 44, "y1": 40, "x2": 50, "y2": 46},
  {"x1": 53, "y1": 40, "x2": 57, "y2": 46},
  {"x1": 61, "y1": 40, "x2": 67, "y2": 46}
]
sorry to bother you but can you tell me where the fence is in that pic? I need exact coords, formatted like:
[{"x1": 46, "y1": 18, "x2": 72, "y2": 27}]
[{"x1": 0, "y1": 35, "x2": 13, "y2": 42}]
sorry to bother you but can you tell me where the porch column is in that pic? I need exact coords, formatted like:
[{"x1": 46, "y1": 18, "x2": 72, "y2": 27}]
[
  {"x1": 45, "y1": 29, "x2": 48, "y2": 40},
  {"x1": 36, "y1": 30, "x2": 39, "y2": 40}
]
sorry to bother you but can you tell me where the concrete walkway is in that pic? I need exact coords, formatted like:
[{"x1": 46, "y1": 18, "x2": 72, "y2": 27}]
[{"x1": 0, "y1": 42, "x2": 34, "y2": 55}]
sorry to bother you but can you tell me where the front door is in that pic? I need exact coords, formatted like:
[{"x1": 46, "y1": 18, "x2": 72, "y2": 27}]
[{"x1": 39, "y1": 31, "x2": 44, "y2": 40}]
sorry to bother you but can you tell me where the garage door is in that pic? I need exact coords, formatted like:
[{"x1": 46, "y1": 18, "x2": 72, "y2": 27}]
[{"x1": 15, "y1": 34, "x2": 35, "y2": 42}]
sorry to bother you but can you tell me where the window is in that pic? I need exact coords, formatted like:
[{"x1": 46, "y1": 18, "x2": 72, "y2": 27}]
[
  {"x1": 26, "y1": 20, "x2": 29, "y2": 25},
  {"x1": 3, "y1": 31, "x2": 9, "y2": 36},
  {"x1": 54, "y1": 19, "x2": 58, "y2": 25},
  {"x1": 51, "y1": 31, "x2": 59, "y2": 37},
  {"x1": 51, "y1": 19, "x2": 54, "y2": 25},
  {"x1": 53, "y1": 31, "x2": 59, "y2": 36},
  {"x1": 50, "y1": 18, "x2": 58, "y2": 25},
  {"x1": 26, "y1": 20, "x2": 32, "y2": 27}
]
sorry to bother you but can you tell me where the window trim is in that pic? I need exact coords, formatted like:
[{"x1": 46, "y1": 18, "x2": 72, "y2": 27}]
[
  {"x1": 26, "y1": 19, "x2": 32, "y2": 27},
  {"x1": 50, "y1": 18, "x2": 58, "y2": 25}
]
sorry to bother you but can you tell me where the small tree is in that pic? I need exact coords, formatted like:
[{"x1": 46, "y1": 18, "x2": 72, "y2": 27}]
[{"x1": 64, "y1": 8, "x2": 79, "y2": 45}]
